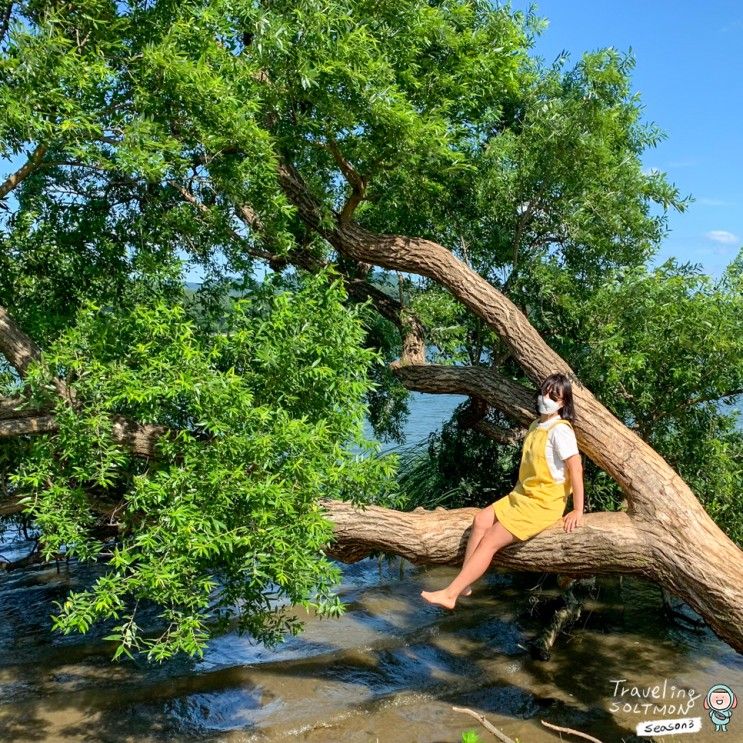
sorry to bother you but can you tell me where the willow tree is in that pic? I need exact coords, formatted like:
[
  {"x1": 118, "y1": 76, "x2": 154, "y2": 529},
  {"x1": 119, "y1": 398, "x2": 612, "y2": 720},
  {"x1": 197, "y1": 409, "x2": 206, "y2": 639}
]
[{"x1": 0, "y1": 0, "x2": 741, "y2": 660}]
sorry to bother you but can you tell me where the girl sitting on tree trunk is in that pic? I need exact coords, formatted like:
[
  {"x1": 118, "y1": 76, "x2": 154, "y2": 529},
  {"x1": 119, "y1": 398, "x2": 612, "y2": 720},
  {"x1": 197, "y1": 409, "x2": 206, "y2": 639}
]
[{"x1": 420, "y1": 373, "x2": 584, "y2": 610}]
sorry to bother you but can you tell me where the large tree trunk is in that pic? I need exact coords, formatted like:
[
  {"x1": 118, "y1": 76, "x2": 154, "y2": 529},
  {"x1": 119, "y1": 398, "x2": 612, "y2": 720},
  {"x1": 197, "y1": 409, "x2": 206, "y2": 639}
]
[
  {"x1": 319, "y1": 500, "x2": 743, "y2": 654},
  {"x1": 320, "y1": 501, "x2": 650, "y2": 574}
]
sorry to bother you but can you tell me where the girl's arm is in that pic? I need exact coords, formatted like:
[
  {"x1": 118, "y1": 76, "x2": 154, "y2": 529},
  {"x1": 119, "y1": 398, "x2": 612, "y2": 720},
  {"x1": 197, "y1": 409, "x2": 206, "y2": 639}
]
[{"x1": 564, "y1": 453, "x2": 584, "y2": 530}]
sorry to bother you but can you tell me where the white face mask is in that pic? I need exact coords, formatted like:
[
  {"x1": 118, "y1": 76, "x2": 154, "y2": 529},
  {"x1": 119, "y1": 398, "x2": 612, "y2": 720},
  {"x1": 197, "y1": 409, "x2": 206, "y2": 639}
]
[{"x1": 537, "y1": 394, "x2": 561, "y2": 415}]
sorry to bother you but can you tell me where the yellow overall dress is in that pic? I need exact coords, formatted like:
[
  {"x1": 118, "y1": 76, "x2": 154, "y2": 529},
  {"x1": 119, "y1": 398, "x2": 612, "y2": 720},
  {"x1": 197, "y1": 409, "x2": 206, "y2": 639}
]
[{"x1": 492, "y1": 416, "x2": 574, "y2": 541}]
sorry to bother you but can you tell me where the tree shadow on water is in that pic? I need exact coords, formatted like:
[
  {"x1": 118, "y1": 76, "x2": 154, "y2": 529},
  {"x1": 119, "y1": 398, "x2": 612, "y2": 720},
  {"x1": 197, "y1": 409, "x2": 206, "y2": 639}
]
[{"x1": 0, "y1": 556, "x2": 739, "y2": 742}]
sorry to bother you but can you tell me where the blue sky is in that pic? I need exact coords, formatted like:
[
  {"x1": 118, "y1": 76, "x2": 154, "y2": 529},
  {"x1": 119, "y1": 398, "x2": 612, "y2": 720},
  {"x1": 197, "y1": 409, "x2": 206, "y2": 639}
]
[{"x1": 507, "y1": 0, "x2": 743, "y2": 279}]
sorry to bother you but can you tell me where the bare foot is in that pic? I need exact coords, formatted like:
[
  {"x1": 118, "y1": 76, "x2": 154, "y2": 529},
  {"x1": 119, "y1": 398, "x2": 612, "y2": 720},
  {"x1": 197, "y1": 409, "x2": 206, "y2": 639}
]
[
  {"x1": 420, "y1": 589, "x2": 457, "y2": 609},
  {"x1": 462, "y1": 587, "x2": 472, "y2": 596}
]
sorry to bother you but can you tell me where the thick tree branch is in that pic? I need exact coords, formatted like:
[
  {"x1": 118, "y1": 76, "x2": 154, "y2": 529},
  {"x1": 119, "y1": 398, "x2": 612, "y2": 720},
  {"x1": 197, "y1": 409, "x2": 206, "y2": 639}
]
[
  {"x1": 109, "y1": 416, "x2": 167, "y2": 458},
  {"x1": 0, "y1": 413, "x2": 58, "y2": 438},
  {"x1": 393, "y1": 364, "x2": 536, "y2": 425},
  {"x1": 457, "y1": 397, "x2": 527, "y2": 445},
  {"x1": 0, "y1": 304, "x2": 165, "y2": 457},
  {"x1": 322, "y1": 136, "x2": 367, "y2": 224},
  {"x1": 0, "y1": 404, "x2": 166, "y2": 457},
  {"x1": 0, "y1": 306, "x2": 43, "y2": 376},
  {"x1": 0, "y1": 305, "x2": 73, "y2": 404},
  {"x1": 0, "y1": 144, "x2": 48, "y2": 199},
  {"x1": 320, "y1": 500, "x2": 651, "y2": 575},
  {"x1": 0, "y1": 396, "x2": 40, "y2": 419}
]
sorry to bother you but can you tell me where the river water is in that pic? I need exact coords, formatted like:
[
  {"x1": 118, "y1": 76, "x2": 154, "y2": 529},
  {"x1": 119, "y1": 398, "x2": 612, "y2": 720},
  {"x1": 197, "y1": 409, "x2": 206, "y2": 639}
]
[{"x1": 1, "y1": 393, "x2": 741, "y2": 742}]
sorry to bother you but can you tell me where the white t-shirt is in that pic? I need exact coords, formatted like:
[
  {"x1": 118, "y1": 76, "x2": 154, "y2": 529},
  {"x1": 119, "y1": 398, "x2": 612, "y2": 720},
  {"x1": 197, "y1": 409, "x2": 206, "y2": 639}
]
[{"x1": 537, "y1": 418, "x2": 580, "y2": 483}]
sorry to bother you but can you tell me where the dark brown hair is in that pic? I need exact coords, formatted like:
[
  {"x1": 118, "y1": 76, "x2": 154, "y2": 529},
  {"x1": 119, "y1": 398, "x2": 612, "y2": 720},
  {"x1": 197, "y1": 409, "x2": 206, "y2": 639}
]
[{"x1": 538, "y1": 373, "x2": 576, "y2": 423}]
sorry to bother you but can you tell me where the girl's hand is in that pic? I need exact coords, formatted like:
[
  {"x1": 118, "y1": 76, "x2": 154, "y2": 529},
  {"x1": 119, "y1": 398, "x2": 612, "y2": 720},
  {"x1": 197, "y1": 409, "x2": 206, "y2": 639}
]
[{"x1": 563, "y1": 509, "x2": 583, "y2": 533}]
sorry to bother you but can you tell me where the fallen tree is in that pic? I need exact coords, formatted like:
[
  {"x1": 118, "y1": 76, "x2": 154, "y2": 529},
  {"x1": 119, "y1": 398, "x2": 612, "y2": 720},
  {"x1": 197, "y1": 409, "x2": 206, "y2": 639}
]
[
  {"x1": 2, "y1": 262, "x2": 741, "y2": 652},
  {"x1": 273, "y1": 162, "x2": 743, "y2": 653}
]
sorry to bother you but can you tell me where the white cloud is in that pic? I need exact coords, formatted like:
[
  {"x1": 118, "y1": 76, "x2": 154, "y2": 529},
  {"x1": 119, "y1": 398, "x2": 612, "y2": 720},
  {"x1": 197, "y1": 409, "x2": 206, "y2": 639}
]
[
  {"x1": 697, "y1": 197, "x2": 734, "y2": 207},
  {"x1": 719, "y1": 19, "x2": 743, "y2": 33},
  {"x1": 705, "y1": 230, "x2": 739, "y2": 245},
  {"x1": 665, "y1": 158, "x2": 699, "y2": 168}
]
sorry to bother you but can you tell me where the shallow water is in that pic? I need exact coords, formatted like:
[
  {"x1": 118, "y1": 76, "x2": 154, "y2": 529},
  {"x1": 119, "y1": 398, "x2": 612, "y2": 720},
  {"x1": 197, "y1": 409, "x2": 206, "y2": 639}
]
[
  {"x1": 0, "y1": 552, "x2": 741, "y2": 743},
  {"x1": 2, "y1": 393, "x2": 741, "y2": 741}
]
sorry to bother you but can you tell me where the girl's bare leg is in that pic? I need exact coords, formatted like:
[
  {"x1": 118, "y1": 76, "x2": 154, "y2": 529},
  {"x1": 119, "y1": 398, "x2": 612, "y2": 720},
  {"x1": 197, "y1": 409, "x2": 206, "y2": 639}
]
[
  {"x1": 459, "y1": 504, "x2": 496, "y2": 596},
  {"x1": 421, "y1": 521, "x2": 516, "y2": 609}
]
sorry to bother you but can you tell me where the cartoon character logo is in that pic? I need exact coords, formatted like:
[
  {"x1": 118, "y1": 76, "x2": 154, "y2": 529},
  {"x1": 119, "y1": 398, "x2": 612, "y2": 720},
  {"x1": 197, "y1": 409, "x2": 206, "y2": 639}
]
[{"x1": 704, "y1": 684, "x2": 737, "y2": 732}]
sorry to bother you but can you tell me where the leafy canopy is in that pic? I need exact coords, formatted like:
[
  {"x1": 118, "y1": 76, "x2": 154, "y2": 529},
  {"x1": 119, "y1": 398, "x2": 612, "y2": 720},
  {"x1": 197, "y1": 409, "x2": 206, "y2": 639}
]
[{"x1": 10, "y1": 269, "x2": 397, "y2": 659}]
